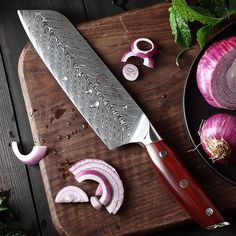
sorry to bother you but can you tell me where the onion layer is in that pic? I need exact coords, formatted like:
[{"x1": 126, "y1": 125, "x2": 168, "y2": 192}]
[
  {"x1": 11, "y1": 141, "x2": 47, "y2": 165},
  {"x1": 121, "y1": 38, "x2": 156, "y2": 68},
  {"x1": 199, "y1": 113, "x2": 236, "y2": 163},
  {"x1": 70, "y1": 159, "x2": 124, "y2": 214},
  {"x1": 75, "y1": 169, "x2": 113, "y2": 206},
  {"x1": 197, "y1": 36, "x2": 236, "y2": 110},
  {"x1": 90, "y1": 196, "x2": 102, "y2": 211},
  {"x1": 55, "y1": 186, "x2": 89, "y2": 203}
]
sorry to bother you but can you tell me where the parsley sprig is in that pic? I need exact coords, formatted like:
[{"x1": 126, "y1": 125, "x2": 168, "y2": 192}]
[{"x1": 169, "y1": 0, "x2": 236, "y2": 48}]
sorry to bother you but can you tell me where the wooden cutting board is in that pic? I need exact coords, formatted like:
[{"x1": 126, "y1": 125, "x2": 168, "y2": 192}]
[{"x1": 18, "y1": 3, "x2": 236, "y2": 236}]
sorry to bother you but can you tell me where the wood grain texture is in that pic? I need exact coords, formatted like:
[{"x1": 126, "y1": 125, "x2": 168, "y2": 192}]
[
  {"x1": 0, "y1": 1, "x2": 87, "y2": 235},
  {"x1": 0, "y1": 51, "x2": 40, "y2": 235},
  {"x1": 18, "y1": 3, "x2": 236, "y2": 236}
]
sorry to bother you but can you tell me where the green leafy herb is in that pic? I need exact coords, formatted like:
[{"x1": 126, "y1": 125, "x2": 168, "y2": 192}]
[
  {"x1": 169, "y1": 6, "x2": 192, "y2": 47},
  {"x1": 199, "y1": 0, "x2": 229, "y2": 18},
  {"x1": 169, "y1": 0, "x2": 236, "y2": 49},
  {"x1": 196, "y1": 25, "x2": 212, "y2": 49},
  {"x1": 172, "y1": 0, "x2": 223, "y2": 25}
]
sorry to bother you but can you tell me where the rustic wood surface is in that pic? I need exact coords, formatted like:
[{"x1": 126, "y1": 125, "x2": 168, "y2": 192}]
[
  {"x1": 0, "y1": 0, "x2": 87, "y2": 235},
  {"x1": 17, "y1": 3, "x2": 236, "y2": 236}
]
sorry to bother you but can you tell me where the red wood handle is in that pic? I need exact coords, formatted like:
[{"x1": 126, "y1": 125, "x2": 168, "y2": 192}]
[{"x1": 145, "y1": 140, "x2": 229, "y2": 229}]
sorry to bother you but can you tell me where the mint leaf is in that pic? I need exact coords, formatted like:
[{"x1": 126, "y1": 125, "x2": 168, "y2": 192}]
[
  {"x1": 173, "y1": 0, "x2": 223, "y2": 25},
  {"x1": 190, "y1": 6, "x2": 215, "y2": 17},
  {"x1": 196, "y1": 25, "x2": 213, "y2": 48},
  {"x1": 199, "y1": 0, "x2": 229, "y2": 17},
  {"x1": 169, "y1": 6, "x2": 192, "y2": 48}
]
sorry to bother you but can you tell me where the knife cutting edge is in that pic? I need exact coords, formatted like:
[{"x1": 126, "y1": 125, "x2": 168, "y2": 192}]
[{"x1": 17, "y1": 10, "x2": 230, "y2": 229}]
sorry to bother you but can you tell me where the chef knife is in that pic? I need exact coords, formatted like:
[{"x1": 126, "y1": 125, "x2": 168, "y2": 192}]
[{"x1": 18, "y1": 10, "x2": 229, "y2": 229}]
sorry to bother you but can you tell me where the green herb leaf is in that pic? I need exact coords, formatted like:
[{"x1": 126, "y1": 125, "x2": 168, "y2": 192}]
[
  {"x1": 199, "y1": 0, "x2": 229, "y2": 17},
  {"x1": 196, "y1": 25, "x2": 213, "y2": 48},
  {"x1": 190, "y1": 6, "x2": 215, "y2": 17},
  {"x1": 169, "y1": 6, "x2": 192, "y2": 48},
  {"x1": 229, "y1": 0, "x2": 236, "y2": 11},
  {"x1": 172, "y1": 0, "x2": 223, "y2": 25}
]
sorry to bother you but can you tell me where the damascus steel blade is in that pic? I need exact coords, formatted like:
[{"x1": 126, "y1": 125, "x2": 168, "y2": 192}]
[{"x1": 18, "y1": 10, "x2": 161, "y2": 149}]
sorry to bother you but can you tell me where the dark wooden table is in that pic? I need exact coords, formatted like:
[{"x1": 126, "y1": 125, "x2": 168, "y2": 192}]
[{"x1": 0, "y1": 1, "x2": 236, "y2": 235}]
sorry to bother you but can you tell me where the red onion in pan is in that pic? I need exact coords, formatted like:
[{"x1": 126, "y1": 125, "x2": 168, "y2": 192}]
[
  {"x1": 55, "y1": 186, "x2": 89, "y2": 203},
  {"x1": 75, "y1": 169, "x2": 113, "y2": 206},
  {"x1": 199, "y1": 113, "x2": 236, "y2": 163},
  {"x1": 11, "y1": 141, "x2": 47, "y2": 165},
  {"x1": 197, "y1": 36, "x2": 236, "y2": 110}
]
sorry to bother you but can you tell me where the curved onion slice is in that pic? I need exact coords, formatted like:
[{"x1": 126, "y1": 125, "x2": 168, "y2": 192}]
[
  {"x1": 197, "y1": 36, "x2": 236, "y2": 110},
  {"x1": 55, "y1": 186, "x2": 89, "y2": 203},
  {"x1": 69, "y1": 159, "x2": 118, "y2": 175},
  {"x1": 75, "y1": 170, "x2": 113, "y2": 206},
  {"x1": 70, "y1": 159, "x2": 124, "y2": 214},
  {"x1": 90, "y1": 196, "x2": 102, "y2": 211},
  {"x1": 11, "y1": 141, "x2": 47, "y2": 165},
  {"x1": 121, "y1": 50, "x2": 154, "y2": 68}
]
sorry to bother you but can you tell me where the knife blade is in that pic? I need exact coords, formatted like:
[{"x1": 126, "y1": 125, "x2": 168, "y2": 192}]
[{"x1": 18, "y1": 9, "x2": 229, "y2": 229}]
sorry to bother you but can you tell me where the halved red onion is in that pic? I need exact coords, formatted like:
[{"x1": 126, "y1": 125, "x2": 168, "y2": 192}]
[
  {"x1": 70, "y1": 159, "x2": 124, "y2": 214},
  {"x1": 90, "y1": 196, "x2": 102, "y2": 211},
  {"x1": 197, "y1": 36, "x2": 236, "y2": 110},
  {"x1": 75, "y1": 169, "x2": 113, "y2": 206},
  {"x1": 55, "y1": 186, "x2": 89, "y2": 203},
  {"x1": 11, "y1": 141, "x2": 47, "y2": 165},
  {"x1": 199, "y1": 113, "x2": 236, "y2": 163}
]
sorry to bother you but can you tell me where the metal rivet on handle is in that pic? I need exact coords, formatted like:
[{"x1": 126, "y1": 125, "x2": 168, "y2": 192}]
[
  {"x1": 205, "y1": 208, "x2": 214, "y2": 216},
  {"x1": 179, "y1": 179, "x2": 188, "y2": 189},
  {"x1": 159, "y1": 150, "x2": 167, "y2": 158}
]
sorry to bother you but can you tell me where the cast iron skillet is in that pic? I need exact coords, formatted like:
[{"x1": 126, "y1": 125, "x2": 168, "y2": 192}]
[{"x1": 183, "y1": 22, "x2": 236, "y2": 185}]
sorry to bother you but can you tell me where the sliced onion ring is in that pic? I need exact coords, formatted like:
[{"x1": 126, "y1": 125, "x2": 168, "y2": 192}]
[
  {"x1": 70, "y1": 159, "x2": 124, "y2": 214},
  {"x1": 75, "y1": 169, "x2": 113, "y2": 206},
  {"x1": 55, "y1": 186, "x2": 89, "y2": 203},
  {"x1": 11, "y1": 141, "x2": 47, "y2": 165},
  {"x1": 130, "y1": 38, "x2": 157, "y2": 58},
  {"x1": 121, "y1": 38, "x2": 156, "y2": 69}
]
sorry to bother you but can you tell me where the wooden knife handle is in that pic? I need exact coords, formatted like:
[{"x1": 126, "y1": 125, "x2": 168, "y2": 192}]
[{"x1": 145, "y1": 140, "x2": 229, "y2": 229}]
